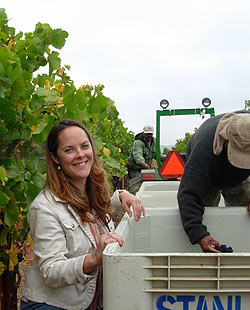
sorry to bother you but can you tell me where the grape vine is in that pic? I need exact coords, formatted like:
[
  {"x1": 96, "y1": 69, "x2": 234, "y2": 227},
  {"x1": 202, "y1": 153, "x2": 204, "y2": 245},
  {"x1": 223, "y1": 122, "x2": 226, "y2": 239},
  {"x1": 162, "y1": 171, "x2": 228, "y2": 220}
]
[{"x1": 0, "y1": 8, "x2": 133, "y2": 278}]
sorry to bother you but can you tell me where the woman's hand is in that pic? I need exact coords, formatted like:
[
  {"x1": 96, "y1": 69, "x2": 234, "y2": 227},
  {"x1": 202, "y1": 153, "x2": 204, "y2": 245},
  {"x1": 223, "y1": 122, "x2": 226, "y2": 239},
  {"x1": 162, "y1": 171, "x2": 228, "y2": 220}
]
[
  {"x1": 84, "y1": 232, "x2": 123, "y2": 274},
  {"x1": 119, "y1": 191, "x2": 145, "y2": 222},
  {"x1": 198, "y1": 235, "x2": 221, "y2": 253}
]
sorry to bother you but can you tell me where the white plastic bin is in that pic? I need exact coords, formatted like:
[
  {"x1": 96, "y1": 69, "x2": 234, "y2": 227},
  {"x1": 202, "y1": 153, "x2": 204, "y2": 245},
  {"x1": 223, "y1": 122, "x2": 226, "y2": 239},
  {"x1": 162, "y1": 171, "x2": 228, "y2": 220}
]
[
  {"x1": 136, "y1": 181, "x2": 179, "y2": 208},
  {"x1": 138, "y1": 181, "x2": 180, "y2": 192},
  {"x1": 103, "y1": 207, "x2": 250, "y2": 310},
  {"x1": 136, "y1": 181, "x2": 225, "y2": 208}
]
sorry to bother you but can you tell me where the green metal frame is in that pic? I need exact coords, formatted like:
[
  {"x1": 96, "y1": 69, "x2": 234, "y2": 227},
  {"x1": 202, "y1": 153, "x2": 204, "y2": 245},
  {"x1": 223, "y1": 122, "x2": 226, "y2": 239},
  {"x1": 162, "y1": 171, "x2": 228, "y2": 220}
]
[{"x1": 156, "y1": 107, "x2": 215, "y2": 167}]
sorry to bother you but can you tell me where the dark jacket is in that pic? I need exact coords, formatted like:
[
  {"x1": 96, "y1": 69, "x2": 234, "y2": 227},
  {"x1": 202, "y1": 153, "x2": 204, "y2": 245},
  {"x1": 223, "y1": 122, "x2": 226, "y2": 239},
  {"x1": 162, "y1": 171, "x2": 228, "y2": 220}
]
[{"x1": 177, "y1": 110, "x2": 250, "y2": 244}]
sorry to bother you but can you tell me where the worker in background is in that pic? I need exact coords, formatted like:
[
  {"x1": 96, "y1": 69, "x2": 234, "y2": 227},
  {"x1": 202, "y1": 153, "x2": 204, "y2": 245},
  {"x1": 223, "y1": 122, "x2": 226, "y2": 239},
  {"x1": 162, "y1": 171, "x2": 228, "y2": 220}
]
[
  {"x1": 178, "y1": 111, "x2": 250, "y2": 253},
  {"x1": 127, "y1": 125, "x2": 166, "y2": 194}
]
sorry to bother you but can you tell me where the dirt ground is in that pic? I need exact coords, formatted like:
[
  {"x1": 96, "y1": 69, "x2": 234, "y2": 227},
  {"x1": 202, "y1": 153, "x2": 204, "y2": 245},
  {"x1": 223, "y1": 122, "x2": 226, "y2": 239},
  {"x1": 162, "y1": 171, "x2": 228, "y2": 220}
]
[{"x1": 17, "y1": 209, "x2": 125, "y2": 309}]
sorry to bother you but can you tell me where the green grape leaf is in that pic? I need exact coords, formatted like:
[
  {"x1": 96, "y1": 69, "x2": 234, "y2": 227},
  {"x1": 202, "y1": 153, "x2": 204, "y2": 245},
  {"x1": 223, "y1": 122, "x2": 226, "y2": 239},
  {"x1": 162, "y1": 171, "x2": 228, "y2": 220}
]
[
  {"x1": 0, "y1": 77, "x2": 11, "y2": 98},
  {"x1": 6, "y1": 164, "x2": 22, "y2": 178},
  {"x1": 24, "y1": 183, "x2": 40, "y2": 201},
  {"x1": 10, "y1": 181, "x2": 26, "y2": 202},
  {"x1": 0, "y1": 166, "x2": 7, "y2": 183},
  {"x1": 35, "y1": 87, "x2": 49, "y2": 98},
  {"x1": 15, "y1": 39, "x2": 25, "y2": 52},
  {"x1": 21, "y1": 125, "x2": 32, "y2": 140},
  {"x1": 0, "y1": 190, "x2": 8, "y2": 205},
  {"x1": 0, "y1": 31, "x2": 8, "y2": 41},
  {"x1": 32, "y1": 114, "x2": 49, "y2": 134},
  {"x1": 104, "y1": 157, "x2": 122, "y2": 170},
  {"x1": 30, "y1": 95, "x2": 41, "y2": 110},
  {"x1": 63, "y1": 90, "x2": 76, "y2": 113},
  {"x1": 75, "y1": 89, "x2": 87, "y2": 110},
  {"x1": 8, "y1": 129, "x2": 20, "y2": 141},
  {"x1": 108, "y1": 106, "x2": 119, "y2": 120},
  {"x1": 87, "y1": 94, "x2": 109, "y2": 114},
  {"x1": 33, "y1": 37, "x2": 46, "y2": 55},
  {"x1": 0, "y1": 9, "x2": 8, "y2": 27},
  {"x1": 11, "y1": 73, "x2": 25, "y2": 99},
  {"x1": 48, "y1": 51, "x2": 61, "y2": 74},
  {"x1": 0, "y1": 228, "x2": 7, "y2": 246},
  {"x1": 31, "y1": 172, "x2": 46, "y2": 189},
  {"x1": 51, "y1": 29, "x2": 68, "y2": 49},
  {"x1": 4, "y1": 203, "x2": 19, "y2": 227},
  {"x1": 0, "y1": 99, "x2": 17, "y2": 126}
]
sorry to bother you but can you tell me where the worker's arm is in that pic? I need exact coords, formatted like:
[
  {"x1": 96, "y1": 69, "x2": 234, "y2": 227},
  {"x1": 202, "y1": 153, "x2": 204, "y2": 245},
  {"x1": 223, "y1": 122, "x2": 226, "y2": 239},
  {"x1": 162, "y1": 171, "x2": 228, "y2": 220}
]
[
  {"x1": 132, "y1": 140, "x2": 148, "y2": 168},
  {"x1": 177, "y1": 169, "x2": 210, "y2": 245},
  {"x1": 178, "y1": 162, "x2": 222, "y2": 253},
  {"x1": 177, "y1": 149, "x2": 219, "y2": 248}
]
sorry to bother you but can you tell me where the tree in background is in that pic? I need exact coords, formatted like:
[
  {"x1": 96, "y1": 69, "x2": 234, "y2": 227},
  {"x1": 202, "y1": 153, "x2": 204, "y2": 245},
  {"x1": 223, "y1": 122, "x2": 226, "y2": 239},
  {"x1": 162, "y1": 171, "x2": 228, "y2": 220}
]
[
  {"x1": 163, "y1": 147, "x2": 171, "y2": 154},
  {"x1": 162, "y1": 128, "x2": 197, "y2": 156},
  {"x1": 0, "y1": 8, "x2": 133, "y2": 309},
  {"x1": 245, "y1": 100, "x2": 250, "y2": 110},
  {"x1": 173, "y1": 132, "x2": 192, "y2": 153}
]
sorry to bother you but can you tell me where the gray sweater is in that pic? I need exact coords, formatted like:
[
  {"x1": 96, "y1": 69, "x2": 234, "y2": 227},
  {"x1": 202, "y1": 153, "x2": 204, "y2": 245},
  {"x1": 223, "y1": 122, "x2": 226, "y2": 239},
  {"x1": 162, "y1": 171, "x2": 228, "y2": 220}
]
[{"x1": 177, "y1": 110, "x2": 250, "y2": 244}]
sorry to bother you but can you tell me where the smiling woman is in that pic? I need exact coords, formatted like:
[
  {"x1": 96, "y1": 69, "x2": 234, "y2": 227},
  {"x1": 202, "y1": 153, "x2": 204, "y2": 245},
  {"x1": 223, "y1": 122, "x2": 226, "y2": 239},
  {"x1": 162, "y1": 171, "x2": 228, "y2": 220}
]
[{"x1": 20, "y1": 119, "x2": 145, "y2": 310}]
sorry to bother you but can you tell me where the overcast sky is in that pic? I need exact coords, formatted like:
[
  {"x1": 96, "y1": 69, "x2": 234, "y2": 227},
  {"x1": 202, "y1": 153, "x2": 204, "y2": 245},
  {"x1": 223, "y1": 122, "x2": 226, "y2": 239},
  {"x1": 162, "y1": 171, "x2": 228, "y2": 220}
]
[{"x1": 2, "y1": 1, "x2": 250, "y2": 145}]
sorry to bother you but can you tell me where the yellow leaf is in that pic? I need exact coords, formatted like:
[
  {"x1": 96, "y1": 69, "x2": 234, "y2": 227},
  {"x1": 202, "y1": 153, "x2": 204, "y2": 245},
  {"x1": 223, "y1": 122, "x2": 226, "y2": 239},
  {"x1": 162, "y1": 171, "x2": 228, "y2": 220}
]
[
  {"x1": 7, "y1": 39, "x2": 15, "y2": 50},
  {"x1": 55, "y1": 97, "x2": 64, "y2": 108},
  {"x1": 24, "y1": 233, "x2": 33, "y2": 249},
  {"x1": 16, "y1": 143, "x2": 21, "y2": 153},
  {"x1": 65, "y1": 65, "x2": 71, "y2": 70},
  {"x1": 45, "y1": 80, "x2": 50, "y2": 90},
  {"x1": 0, "y1": 219, "x2": 3, "y2": 225},
  {"x1": 59, "y1": 68, "x2": 64, "y2": 76},
  {"x1": 6, "y1": 245, "x2": 20, "y2": 271},
  {"x1": 46, "y1": 46, "x2": 50, "y2": 54},
  {"x1": 56, "y1": 104, "x2": 64, "y2": 108},
  {"x1": 103, "y1": 147, "x2": 110, "y2": 157},
  {"x1": 55, "y1": 83, "x2": 63, "y2": 93},
  {"x1": 0, "y1": 262, "x2": 4, "y2": 276}
]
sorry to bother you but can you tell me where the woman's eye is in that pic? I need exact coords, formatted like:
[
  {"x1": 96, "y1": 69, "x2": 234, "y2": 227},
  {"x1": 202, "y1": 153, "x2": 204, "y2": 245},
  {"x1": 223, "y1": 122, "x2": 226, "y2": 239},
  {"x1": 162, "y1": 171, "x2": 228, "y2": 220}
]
[
  {"x1": 81, "y1": 144, "x2": 90, "y2": 149},
  {"x1": 65, "y1": 149, "x2": 72, "y2": 153}
]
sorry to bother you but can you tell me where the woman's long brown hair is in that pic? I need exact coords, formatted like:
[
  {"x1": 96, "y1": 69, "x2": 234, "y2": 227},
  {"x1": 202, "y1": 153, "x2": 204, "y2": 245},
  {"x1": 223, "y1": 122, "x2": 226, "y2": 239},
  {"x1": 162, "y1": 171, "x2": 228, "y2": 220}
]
[{"x1": 46, "y1": 119, "x2": 112, "y2": 226}]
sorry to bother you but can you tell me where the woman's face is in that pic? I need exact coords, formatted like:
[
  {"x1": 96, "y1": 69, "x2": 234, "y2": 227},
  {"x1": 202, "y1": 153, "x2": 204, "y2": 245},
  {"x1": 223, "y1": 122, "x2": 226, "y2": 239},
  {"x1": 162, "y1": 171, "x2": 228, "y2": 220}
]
[{"x1": 51, "y1": 126, "x2": 94, "y2": 190}]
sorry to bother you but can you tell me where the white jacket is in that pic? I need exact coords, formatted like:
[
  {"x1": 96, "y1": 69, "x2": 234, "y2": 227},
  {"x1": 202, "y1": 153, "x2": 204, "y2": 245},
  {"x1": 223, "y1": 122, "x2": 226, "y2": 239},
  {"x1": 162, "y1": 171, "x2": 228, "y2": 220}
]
[{"x1": 21, "y1": 188, "x2": 123, "y2": 310}]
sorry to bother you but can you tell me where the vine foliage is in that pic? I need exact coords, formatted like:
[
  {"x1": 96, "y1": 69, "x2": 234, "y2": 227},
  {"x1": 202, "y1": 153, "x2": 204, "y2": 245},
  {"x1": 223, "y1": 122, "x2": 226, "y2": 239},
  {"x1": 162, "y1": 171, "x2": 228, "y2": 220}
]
[
  {"x1": 0, "y1": 8, "x2": 133, "y2": 282},
  {"x1": 245, "y1": 100, "x2": 250, "y2": 111}
]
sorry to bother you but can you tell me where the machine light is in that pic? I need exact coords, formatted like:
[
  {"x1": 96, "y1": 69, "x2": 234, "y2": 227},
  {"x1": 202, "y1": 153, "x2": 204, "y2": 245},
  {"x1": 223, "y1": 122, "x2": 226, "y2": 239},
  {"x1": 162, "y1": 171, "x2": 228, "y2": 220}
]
[
  {"x1": 160, "y1": 99, "x2": 169, "y2": 110},
  {"x1": 202, "y1": 97, "x2": 211, "y2": 108}
]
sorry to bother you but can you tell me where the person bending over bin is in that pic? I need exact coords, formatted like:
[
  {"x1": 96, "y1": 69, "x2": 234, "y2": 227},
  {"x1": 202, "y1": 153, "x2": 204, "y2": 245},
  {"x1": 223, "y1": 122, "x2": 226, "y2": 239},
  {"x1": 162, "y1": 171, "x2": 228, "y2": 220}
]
[
  {"x1": 177, "y1": 111, "x2": 250, "y2": 253},
  {"x1": 20, "y1": 119, "x2": 145, "y2": 310}
]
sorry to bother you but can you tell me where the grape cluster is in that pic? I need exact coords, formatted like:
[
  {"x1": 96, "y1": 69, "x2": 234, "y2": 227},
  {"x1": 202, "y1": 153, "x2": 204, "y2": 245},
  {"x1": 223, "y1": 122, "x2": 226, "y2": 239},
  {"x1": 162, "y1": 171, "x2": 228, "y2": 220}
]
[
  {"x1": 17, "y1": 252, "x2": 24, "y2": 262},
  {"x1": 215, "y1": 244, "x2": 233, "y2": 253}
]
